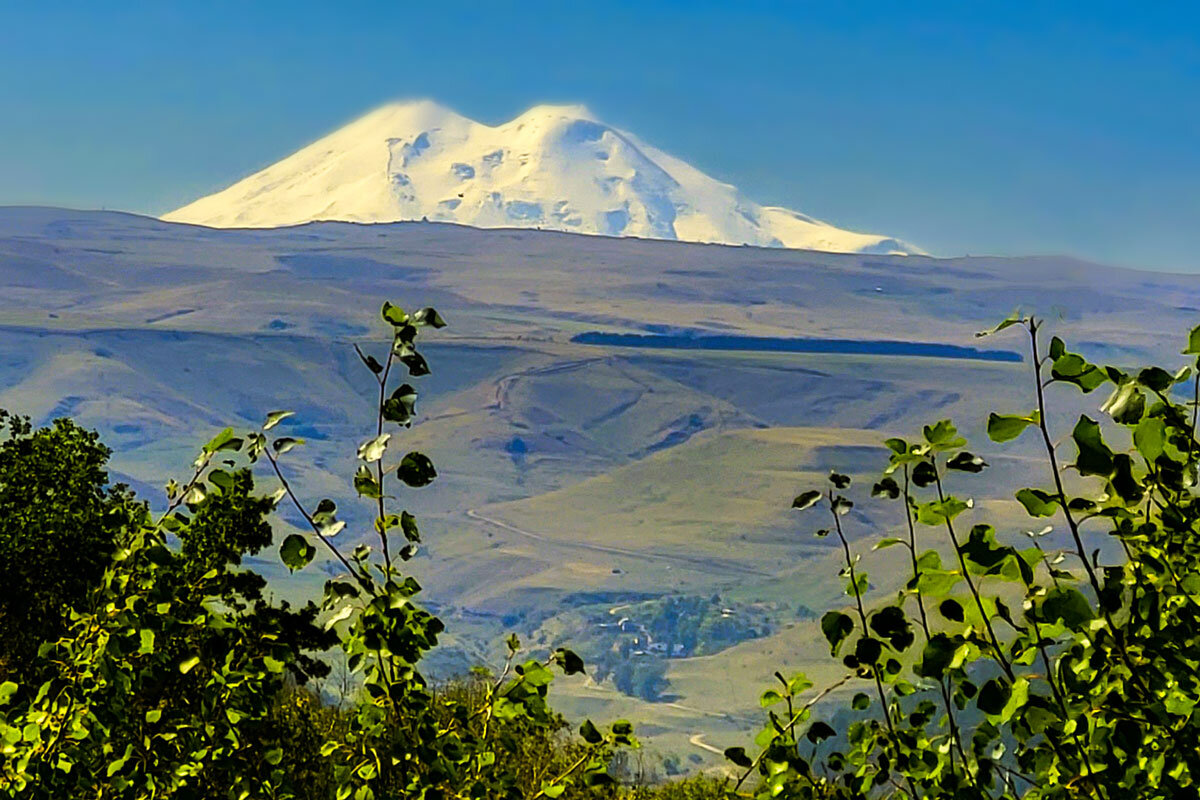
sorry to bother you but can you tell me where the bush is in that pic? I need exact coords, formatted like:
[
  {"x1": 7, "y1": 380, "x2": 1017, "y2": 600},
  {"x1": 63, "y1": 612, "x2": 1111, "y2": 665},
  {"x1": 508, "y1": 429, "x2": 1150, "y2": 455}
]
[{"x1": 0, "y1": 413, "x2": 144, "y2": 681}]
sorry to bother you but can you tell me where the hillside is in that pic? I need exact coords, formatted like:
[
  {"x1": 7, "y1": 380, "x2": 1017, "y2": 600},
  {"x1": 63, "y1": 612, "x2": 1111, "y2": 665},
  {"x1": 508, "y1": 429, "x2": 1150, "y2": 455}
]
[{"x1": 1, "y1": 206, "x2": 1198, "y2": 762}]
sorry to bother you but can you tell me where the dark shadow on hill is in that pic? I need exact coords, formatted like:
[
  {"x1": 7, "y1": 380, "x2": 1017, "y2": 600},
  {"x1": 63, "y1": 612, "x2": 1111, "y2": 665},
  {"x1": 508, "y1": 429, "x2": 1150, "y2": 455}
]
[{"x1": 572, "y1": 331, "x2": 1023, "y2": 362}]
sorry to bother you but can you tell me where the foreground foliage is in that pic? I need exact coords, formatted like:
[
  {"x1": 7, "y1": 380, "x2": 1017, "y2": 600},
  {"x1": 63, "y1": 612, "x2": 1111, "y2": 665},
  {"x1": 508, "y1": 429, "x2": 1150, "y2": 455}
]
[
  {"x1": 0, "y1": 303, "x2": 631, "y2": 799},
  {"x1": 5, "y1": 303, "x2": 1200, "y2": 799},
  {"x1": 721, "y1": 316, "x2": 1200, "y2": 798}
]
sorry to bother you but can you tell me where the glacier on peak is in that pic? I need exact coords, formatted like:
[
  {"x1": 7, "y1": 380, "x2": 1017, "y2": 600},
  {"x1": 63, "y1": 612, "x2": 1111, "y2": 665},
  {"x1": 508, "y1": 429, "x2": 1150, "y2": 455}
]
[{"x1": 163, "y1": 100, "x2": 922, "y2": 255}]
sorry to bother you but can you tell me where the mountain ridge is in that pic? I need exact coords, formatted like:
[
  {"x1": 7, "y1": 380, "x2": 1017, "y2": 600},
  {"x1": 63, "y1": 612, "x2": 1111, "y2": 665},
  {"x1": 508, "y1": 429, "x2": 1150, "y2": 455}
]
[{"x1": 163, "y1": 100, "x2": 922, "y2": 255}]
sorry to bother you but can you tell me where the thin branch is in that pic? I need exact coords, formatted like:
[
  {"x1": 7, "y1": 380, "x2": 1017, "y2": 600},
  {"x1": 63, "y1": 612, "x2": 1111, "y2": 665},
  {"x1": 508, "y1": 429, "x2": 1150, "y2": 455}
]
[
  {"x1": 732, "y1": 675, "x2": 853, "y2": 792},
  {"x1": 264, "y1": 448, "x2": 360, "y2": 581},
  {"x1": 931, "y1": 467, "x2": 1015, "y2": 681}
]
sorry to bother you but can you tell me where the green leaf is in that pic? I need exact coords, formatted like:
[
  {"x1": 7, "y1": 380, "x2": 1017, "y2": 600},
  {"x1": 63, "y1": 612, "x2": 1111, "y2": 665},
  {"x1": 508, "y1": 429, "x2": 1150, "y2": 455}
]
[
  {"x1": 872, "y1": 477, "x2": 900, "y2": 499},
  {"x1": 354, "y1": 465, "x2": 382, "y2": 499},
  {"x1": 0, "y1": 681, "x2": 17, "y2": 706},
  {"x1": 1072, "y1": 416, "x2": 1113, "y2": 476},
  {"x1": 786, "y1": 672, "x2": 813, "y2": 695},
  {"x1": 400, "y1": 510, "x2": 420, "y2": 542},
  {"x1": 203, "y1": 427, "x2": 240, "y2": 453},
  {"x1": 107, "y1": 744, "x2": 132, "y2": 776},
  {"x1": 182, "y1": 483, "x2": 207, "y2": 505},
  {"x1": 178, "y1": 656, "x2": 201, "y2": 675},
  {"x1": 977, "y1": 678, "x2": 1011, "y2": 715},
  {"x1": 518, "y1": 660, "x2": 554, "y2": 687},
  {"x1": 820, "y1": 611, "x2": 854, "y2": 656},
  {"x1": 806, "y1": 721, "x2": 836, "y2": 743},
  {"x1": 400, "y1": 351, "x2": 431, "y2": 377},
  {"x1": 1133, "y1": 417, "x2": 1166, "y2": 461},
  {"x1": 1138, "y1": 366, "x2": 1175, "y2": 392},
  {"x1": 873, "y1": 537, "x2": 906, "y2": 551},
  {"x1": 1185, "y1": 324, "x2": 1200, "y2": 354},
  {"x1": 357, "y1": 433, "x2": 390, "y2": 463},
  {"x1": 724, "y1": 747, "x2": 753, "y2": 768},
  {"x1": 263, "y1": 410, "x2": 294, "y2": 430},
  {"x1": 412, "y1": 307, "x2": 447, "y2": 328},
  {"x1": 939, "y1": 599, "x2": 965, "y2": 622},
  {"x1": 323, "y1": 605, "x2": 355, "y2": 631},
  {"x1": 579, "y1": 719, "x2": 603, "y2": 744},
  {"x1": 318, "y1": 519, "x2": 345, "y2": 538},
  {"x1": 916, "y1": 497, "x2": 970, "y2": 525},
  {"x1": 760, "y1": 689, "x2": 784, "y2": 707},
  {"x1": 381, "y1": 301, "x2": 409, "y2": 326},
  {"x1": 792, "y1": 491, "x2": 820, "y2": 510},
  {"x1": 923, "y1": 419, "x2": 966, "y2": 449},
  {"x1": 998, "y1": 677, "x2": 1029, "y2": 724},
  {"x1": 1100, "y1": 382, "x2": 1145, "y2": 424},
  {"x1": 207, "y1": 469, "x2": 234, "y2": 493},
  {"x1": 313, "y1": 498, "x2": 337, "y2": 521},
  {"x1": 382, "y1": 384, "x2": 418, "y2": 425},
  {"x1": 1041, "y1": 586, "x2": 1093, "y2": 628},
  {"x1": 280, "y1": 533, "x2": 316, "y2": 571},
  {"x1": 792, "y1": 490, "x2": 822, "y2": 510},
  {"x1": 851, "y1": 692, "x2": 871, "y2": 710},
  {"x1": 397, "y1": 452, "x2": 437, "y2": 487},
  {"x1": 1051, "y1": 353, "x2": 1107, "y2": 393},
  {"x1": 911, "y1": 460, "x2": 938, "y2": 487},
  {"x1": 916, "y1": 633, "x2": 959, "y2": 679},
  {"x1": 946, "y1": 452, "x2": 987, "y2": 473},
  {"x1": 554, "y1": 648, "x2": 586, "y2": 675},
  {"x1": 917, "y1": 569, "x2": 961, "y2": 598},
  {"x1": 272, "y1": 437, "x2": 304, "y2": 455},
  {"x1": 869, "y1": 606, "x2": 914, "y2": 651},
  {"x1": 988, "y1": 412, "x2": 1037, "y2": 443},
  {"x1": 975, "y1": 312, "x2": 1025, "y2": 338},
  {"x1": 1016, "y1": 488, "x2": 1059, "y2": 518}
]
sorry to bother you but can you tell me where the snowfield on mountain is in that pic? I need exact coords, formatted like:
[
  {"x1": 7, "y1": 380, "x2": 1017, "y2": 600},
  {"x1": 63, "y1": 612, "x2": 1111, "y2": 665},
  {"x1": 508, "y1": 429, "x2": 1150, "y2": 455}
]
[{"x1": 164, "y1": 100, "x2": 921, "y2": 255}]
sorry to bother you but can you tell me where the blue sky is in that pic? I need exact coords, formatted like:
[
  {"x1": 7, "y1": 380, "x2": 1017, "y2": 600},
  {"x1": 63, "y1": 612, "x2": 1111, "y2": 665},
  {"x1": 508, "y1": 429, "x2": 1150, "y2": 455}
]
[{"x1": 1, "y1": 1, "x2": 1197, "y2": 270}]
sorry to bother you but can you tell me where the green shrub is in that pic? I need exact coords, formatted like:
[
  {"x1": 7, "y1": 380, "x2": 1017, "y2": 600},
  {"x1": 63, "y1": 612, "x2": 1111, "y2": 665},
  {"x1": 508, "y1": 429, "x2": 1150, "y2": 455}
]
[
  {"x1": 720, "y1": 316, "x2": 1200, "y2": 798},
  {"x1": 0, "y1": 413, "x2": 144, "y2": 681}
]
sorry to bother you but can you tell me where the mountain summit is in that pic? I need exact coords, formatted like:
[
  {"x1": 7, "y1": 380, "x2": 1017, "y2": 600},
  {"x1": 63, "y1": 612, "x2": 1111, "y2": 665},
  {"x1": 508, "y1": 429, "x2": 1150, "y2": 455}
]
[{"x1": 164, "y1": 100, "x2": 920, "y2": 254}]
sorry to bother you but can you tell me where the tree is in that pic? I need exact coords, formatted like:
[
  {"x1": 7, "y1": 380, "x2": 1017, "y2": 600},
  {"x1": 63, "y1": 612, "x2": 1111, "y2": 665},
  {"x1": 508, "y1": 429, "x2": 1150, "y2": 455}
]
[{"x1": 0, "y1": 412, "x2": 144, "y2": 682}]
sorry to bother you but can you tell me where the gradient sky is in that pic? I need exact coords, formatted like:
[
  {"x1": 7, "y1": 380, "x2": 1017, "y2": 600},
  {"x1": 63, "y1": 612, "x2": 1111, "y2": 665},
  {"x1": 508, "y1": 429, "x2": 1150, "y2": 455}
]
[{"x1": 1, "y1": 2, "x2": 1197, "y2": 271}]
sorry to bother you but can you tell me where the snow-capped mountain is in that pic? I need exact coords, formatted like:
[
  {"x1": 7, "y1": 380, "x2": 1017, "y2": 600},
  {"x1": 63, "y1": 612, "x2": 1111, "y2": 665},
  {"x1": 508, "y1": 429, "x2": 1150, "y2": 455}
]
[{"x1": 164, "y1": 100, "x2": 921, "y2": 255}]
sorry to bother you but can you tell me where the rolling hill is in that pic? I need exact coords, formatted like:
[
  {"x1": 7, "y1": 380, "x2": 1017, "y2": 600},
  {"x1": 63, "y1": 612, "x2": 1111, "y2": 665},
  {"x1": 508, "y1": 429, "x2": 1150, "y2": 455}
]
[{"x1": 1, "y1": 205, "x2": 1197, "y2": 764}]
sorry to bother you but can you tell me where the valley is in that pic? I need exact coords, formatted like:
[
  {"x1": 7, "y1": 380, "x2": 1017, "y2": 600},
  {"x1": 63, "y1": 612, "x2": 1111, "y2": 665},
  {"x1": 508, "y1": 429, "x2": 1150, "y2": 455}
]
[{"x1": 1, "y1": 206, "x2": 1197, "y2": 766}]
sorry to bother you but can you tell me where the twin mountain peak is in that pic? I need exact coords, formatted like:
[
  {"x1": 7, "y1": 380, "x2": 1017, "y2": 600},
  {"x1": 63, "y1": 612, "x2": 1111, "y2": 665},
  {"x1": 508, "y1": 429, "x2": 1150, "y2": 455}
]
[{"x1": 164, "y1": 99, "x2": 920, "y2": 255}]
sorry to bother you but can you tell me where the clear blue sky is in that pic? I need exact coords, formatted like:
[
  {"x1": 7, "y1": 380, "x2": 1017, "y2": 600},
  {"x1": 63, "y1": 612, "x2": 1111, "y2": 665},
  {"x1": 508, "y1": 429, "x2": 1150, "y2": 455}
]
[{"x1": 1, "y1": 1, "x2": 1197, "y2": 270}]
